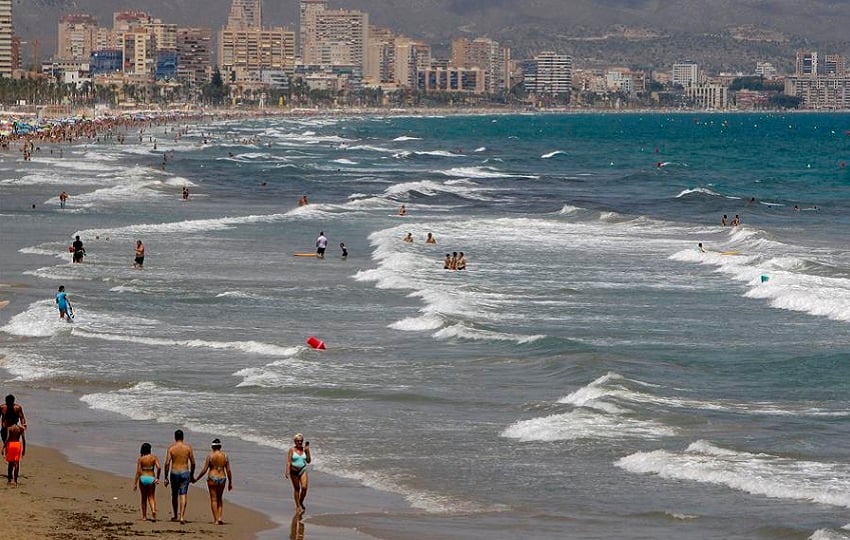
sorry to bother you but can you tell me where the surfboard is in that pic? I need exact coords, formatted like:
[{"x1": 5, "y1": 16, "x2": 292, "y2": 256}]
[
  {"x1": 293, "y1": 253, "x2": 318, "y2": 257},
  {"x1": 720, "y1": 250, "x2": 741, "y2": 256},
  {"x1": 67, "y1": 306, "x2": 75, "y2": 321},
  {"x1": 0, "y1": 300, "x2": 9, "y2": 310}
]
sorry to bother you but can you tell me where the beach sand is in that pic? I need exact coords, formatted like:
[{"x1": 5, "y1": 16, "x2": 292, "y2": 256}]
[{"x1": 4, "y1": 444, "x2": 274, "y2": 539}]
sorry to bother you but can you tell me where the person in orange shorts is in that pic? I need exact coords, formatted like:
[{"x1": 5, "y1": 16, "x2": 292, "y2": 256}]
[{"x1": 4, "y1": 422, "x2": 25, "y2": 486}]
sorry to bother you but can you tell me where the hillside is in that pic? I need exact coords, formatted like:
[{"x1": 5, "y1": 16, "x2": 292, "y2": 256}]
[{"x1": 18, "y1": 0, "x2": 850, "y2": 73}]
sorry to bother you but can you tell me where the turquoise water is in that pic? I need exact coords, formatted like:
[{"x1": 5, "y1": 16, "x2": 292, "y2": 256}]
[{"x1": 3, "y1": 112, "x2": 850, "y2": 538}]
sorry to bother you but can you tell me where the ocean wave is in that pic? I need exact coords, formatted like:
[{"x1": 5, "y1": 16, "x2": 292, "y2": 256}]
[
  {"x1": 392, "y1": 136, "x2": 422, "y2": 141},
  {"x1": 74, "y1": 329, "x2": 300, "y2": 357},
  {"x1": 437, "y1": 166, "x2": 537, "y2": 179},
  {"x1": 616, "y1": 440, "x2": 850, "y2": 508},
  {"x1": 541, "y1": 150, "x2": 567, "y2": 159},
  {"x1": 501, "y1": 408, "x2": 675, "y2": 442},
  {"x1": 675, "y1": 187, "x2": 723, "y2": 198},
  {"x1": 78, "y1": 212, "x2": 290, "y2": 239}
]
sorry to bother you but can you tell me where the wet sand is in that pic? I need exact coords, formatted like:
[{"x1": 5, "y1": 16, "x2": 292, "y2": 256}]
[{"x1": 4, "y1": 444, "x2": 274, "y2": 539}]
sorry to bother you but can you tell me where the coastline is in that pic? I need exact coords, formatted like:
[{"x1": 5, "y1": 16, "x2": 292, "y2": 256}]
[{"x1": 4, "y1": 444, "x2": 275, "y2": 539}]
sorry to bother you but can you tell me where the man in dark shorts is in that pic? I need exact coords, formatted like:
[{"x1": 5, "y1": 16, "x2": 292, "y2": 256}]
[
  {"x1": 0, "y1": 395, "x2": 25, "y2": 444},
  {"x1": 164, "y1": 429, "x2": 195, "y2": 523},
  {"x1": 133, "y1": 240, "x2": 145, "y2": 269},
  {"x1": 72, "y1": 235, "x2": 85, "y2": 263}
]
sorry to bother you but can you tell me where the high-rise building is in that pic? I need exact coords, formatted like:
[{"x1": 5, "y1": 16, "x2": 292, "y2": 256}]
[
  {"x1": 365, "y1": 25, "x2": 394, "y2": 84},
  {"x1": 795, "y1": 51, "x2": 817, "y2": 77},
  {"x1": 145, "y1": 21, "x2": 178, "y2": 51},
  {"x1": 823, "y1": 54, "x2": 845, "y2": 77},
  {"x1": 523, "y1": 51, "x2": 572, "y2": 95},
  {"x1": 57, "y1": 14, "x2": 100, "y2": 61},
  {"x1": 0, "y1": 0, "x2": 12, "y2": 77},
  {"x1": 393, "y1": 37, "x2": 429, "y2": 88},
  {"x1": 451, "y1": 37, "x2": 511, "y2": 94},
  {"x1": 228, "y1": 0, "x2": 263, "y2": 29},
  {"x1": 176, "y1": 27, "x2": 212, "y2": 84},
  {"x1": 303, "y1": 8, "x2": 368, "y2": 70},
  {"x1": 121, "y1": 29, "x2": 156, "y2": 79},
  {"x1": 299, "y1": 0, "x2": 326, "y2": 59},
  {"x1": 672, "y1": 62, "x2": 699, "y2": 87}
]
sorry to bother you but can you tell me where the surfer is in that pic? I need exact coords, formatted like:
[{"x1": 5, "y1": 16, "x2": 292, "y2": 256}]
[
  {"x1": 71, "y1": 235, "x2": 84, "y2": 263},
  {"x1": 316, "y1": 231, "x2": 328, "y2": 258},
  {"x1": 134, "y1": 240, "x2": 145, "y2": 269},
  {"x1": 398, "y1": 204, "x2": 407, "y2": 216},
  {"x1": 403, "y1": 232, "x2": 414, "y2": 243},
  {"x1": 426, "y1": 232, "x2": 436, "y2": 244},
  {"x1": 55, "y1": 285, "x2": 72, "y2": 321}
]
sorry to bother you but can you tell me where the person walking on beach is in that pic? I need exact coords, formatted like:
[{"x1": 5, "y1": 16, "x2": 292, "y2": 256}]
[
  {"x1": 4, "y1": 421, "x2": 24, "y2": 486},
  {"x1": 193, "y1": 438, "x2": 233, "y2": 525},
  {"x1": 59, "y1": 191, "x2": 68, "y2": 209},
  {"x1": 55, "y1": 285, "x2": 73, "y2": 321},
  {"x1": 133, "y1": 442, "x2": 161, "y2": 521},
  {"x1": 71, "y1": 235, "x2": 84, "y2": 263},
  {"x1": 285, "y1": 433, "x2": 312, "y2": 514},
  {"x1": 316, "y1": 231, "x2": 328, "y2": 259},
  {"x1": 133, "y1": 240, "x2": 145, "y2": 269},
  {"x1": 164, "y1": 429, "x2": 196, "y2": 524},
  {"x1": 0, "y1": 395, "x2": 26, "y2": 446}
]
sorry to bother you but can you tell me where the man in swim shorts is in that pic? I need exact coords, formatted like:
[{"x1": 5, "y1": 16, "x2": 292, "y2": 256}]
[
  {"x1": 134, "y1": 240, "x2": 145, "y2": 269},
  {"x1": 4, "y1": 421, "x2": 24, "y2": 486},
  {"x1": 164, "y1": 429, "x2": 195, "y2": 523},
  {"x1": 72, "y1": 235, "x2": 85, "y2": 263}
]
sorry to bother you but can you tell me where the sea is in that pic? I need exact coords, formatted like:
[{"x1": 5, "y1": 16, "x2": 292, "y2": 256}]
[{"x1": 2, "y1": 112, "x2": 850, "y2": 540}]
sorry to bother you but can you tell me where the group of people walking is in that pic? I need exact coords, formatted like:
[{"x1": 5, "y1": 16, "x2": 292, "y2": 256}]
[{"x1": 132, "y1": 430, "x2": 310, "y2": 525}]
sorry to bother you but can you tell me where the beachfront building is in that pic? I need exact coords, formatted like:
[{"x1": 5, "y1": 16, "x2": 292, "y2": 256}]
[
  {"x1": 57, "y1": 14, "x2": 100, "y2": 62},
  {"x1": 672, "y1": 62, "x2": 699, "y2": 88},
  {"x1": 302, "y1": 8, "x2": 368, "y2": 71},
  {"x1": 299, "y1": 0, "x2": 327, "y2": 60},
  {"x1": 176, "y1": 27, "x2": 212, "y2": 85},
  {"x1": 364, "y1": 26, "x2": 396, "y2": 85},
  {"x1": 522, "y1": 51, "x2": 572, "y2": 96},
  {"x1": 219, "y1": 0, "x2": 295, "y2": 85},
  {"x1": 684, "y1": 83, "x2": 728, "y2": 109},
  {"x1": 417, "y1": 66, "x2": 485, "y2": 94},
  {"x1": 228, "y1": 0, "x2": 263, "y2": 30},
  {"x1": 0, "y1": 0, "x2": 12, "y2": 77},
  {"x1": 450, "y1": 37, "x2": 511, "y2": 94},
  {"x1": 786, "y1": 50, "x2": 850, "y2": 109}
]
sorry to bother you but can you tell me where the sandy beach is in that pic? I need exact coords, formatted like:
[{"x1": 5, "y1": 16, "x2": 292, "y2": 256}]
[{"x1": 4, "y1": 444, "x2": 274, "y2": 539}]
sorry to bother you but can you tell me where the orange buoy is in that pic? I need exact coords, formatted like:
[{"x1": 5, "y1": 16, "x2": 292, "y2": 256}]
[{"x1": 306, "y1": 336, "x2": 326, "y2": 350}]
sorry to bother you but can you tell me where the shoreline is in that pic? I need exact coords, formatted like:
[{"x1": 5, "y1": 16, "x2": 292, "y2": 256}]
[{"x1": 5, "y1": 444, "x2": 275, "y2": 539}]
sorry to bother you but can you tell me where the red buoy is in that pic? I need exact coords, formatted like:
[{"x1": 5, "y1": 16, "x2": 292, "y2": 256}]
[{"x1": 306, "y1": 336, "x2": 326, "y2": 350}]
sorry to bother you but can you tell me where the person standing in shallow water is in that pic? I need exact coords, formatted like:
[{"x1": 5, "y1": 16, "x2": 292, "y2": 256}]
[{"x1": 285, "y1": 434, "x2": 311, "y2": 514}]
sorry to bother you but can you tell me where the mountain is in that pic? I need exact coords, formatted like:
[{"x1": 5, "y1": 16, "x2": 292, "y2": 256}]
[{"x1": 18, "y1": 0, "x2": 850, "y2": 73}]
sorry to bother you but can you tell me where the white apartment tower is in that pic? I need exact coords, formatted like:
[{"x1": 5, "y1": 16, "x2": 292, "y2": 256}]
[
  {"x1": 220, "y1": 0, "x2": 295, "y2": 83},
  {"x1": 0, "y1": 0, "x2": 12, "y2": 77},
  {"x1": 525, "y1": 51, "x2": 572, "y2": 95},
  {"x1": 672, "y1": 62, "x2": 699, "y2": 87}
]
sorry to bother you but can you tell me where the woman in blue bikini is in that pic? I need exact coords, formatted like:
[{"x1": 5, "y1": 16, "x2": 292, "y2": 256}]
[
  {"x1": 194, "y1": 438, "x2": 233, "y2": 525},
  {"x1": 284, "y1": 433, "x2": 312, "y2": 514},
  {"x1": 133, "y1": 442, "x2": 161, "y2": 521}
]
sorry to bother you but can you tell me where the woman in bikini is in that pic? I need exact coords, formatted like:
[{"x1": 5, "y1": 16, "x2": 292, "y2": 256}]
[
  {"x1": 194, "y1": 438, "x2": 233, "y2": 525},
  {"x1": 284, "y1": 433, "x2": 312, "y2": 514},
  {"x1": 132, "y1": 442, "x2": 161, "y2": 522}
]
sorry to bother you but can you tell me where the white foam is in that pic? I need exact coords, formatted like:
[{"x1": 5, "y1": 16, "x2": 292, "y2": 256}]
[
  {"x1": 675, "y1": 187, "x2": 723, "y2": 198},
  {"x1": 392, "y1": 136, "x2": 421, "y2": 141},
  {"x1": 79, "y1": 212, "x2": 289, "y2": 239},
  {"x1": 617, "y1": 440, "x2": 850, "y2": 508},
  {"x1": 0, "y1": 300, "x2": 69, "y2": 337},
  {"x1": 501, "y1": 408, "x2": 675, "y2": 441},
  {"x1": 73, "y1": 329, "x2": 300, "y2": 357},
  {"x1": 541, "y1": 150, "x2": 567, "y2": 159},
  {"x1": 331, "y1": 158, "x2": 358, "y2": 165},
  {"x1": 438, "y1": 166, "x2": 537, "y2": 179},
  {"x1": 389, "y1": 314, "x2": 445, "y2": 331}
]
